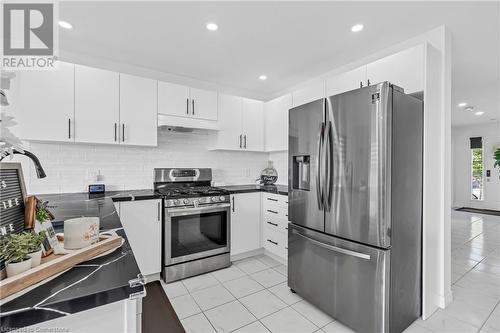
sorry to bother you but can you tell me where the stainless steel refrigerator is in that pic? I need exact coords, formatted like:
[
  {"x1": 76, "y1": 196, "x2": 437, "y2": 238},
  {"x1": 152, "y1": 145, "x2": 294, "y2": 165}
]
[{"x1": 288, "y1": 82, "x2": 423, "y2": 333}]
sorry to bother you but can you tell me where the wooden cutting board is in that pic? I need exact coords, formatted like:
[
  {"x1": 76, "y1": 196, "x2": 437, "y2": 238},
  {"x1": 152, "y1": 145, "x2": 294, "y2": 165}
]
[{"x1": 0, "y1": 235, "x2": 122, "y2": 300}]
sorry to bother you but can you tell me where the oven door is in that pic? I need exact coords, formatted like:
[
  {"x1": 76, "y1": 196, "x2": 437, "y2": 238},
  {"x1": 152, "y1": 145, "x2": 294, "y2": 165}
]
[{"x1": 165, "y1": 203, "x2": 231, "y2": 265}]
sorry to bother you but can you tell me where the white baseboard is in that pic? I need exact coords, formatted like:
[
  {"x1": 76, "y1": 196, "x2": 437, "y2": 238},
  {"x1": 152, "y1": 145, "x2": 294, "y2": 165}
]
[
  {"x1": 230, "y1": 248, "x2": 265, "y2": 261},
  {"x1": 263, "y1": 250, "x2": 287, "y2": 266}
]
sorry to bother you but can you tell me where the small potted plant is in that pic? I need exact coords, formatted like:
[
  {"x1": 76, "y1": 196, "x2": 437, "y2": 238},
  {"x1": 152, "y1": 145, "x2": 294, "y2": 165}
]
[
  {"x1": 24, "y1": 231, "x2": 46, "y2": 267},
  {"x1": 0, "y1": 234, "x2": 32, "y2": 277}
]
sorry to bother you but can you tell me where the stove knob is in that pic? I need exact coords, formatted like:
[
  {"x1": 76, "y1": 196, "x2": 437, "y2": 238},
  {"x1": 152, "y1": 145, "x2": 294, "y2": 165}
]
[
  {"x1": 183, "y1": 199, "x2": 190, "y2": 205},
  {"x1": 211, "y1": 196, "x2": 218, "y2": 202},
  {"x1": 173, "y1": 199, "x2": 180, "y2": 206},
  {"x1": 219, "y1": 196, "x2": 226, "y2": 202}
]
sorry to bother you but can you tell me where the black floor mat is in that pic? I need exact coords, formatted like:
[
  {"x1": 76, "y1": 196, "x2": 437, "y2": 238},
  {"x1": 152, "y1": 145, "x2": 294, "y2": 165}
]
[
  {"x1": 142, "y1": 280, "x2": 185, "y2": 333},
  {"x1": 455, "y1": 207, "x2": 500, "y2": 216}
]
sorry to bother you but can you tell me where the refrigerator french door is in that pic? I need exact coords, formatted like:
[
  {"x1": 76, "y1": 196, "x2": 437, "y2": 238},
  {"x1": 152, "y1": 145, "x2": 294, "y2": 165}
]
[{"x1": 288, "y1": 82, "x2": 423, "y2": 333}]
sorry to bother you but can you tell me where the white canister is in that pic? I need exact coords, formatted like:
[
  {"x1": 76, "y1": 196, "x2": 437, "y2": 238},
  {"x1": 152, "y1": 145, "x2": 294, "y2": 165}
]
[{"x1": 64, "y1": 217, "x2": 100, "y2": 250}]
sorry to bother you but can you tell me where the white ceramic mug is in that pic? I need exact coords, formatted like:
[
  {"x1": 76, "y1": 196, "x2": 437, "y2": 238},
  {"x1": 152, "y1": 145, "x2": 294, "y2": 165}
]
[{"x1": 64, "y1": 217, "x2": 100, "y2": 250}]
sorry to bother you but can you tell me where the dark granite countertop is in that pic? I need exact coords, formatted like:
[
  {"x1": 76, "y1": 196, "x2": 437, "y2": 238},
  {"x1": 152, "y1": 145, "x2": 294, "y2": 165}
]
[
  {"x1": 0, "y1": 193, "x2": 145, "y2": 331},
  {"x1": 219, "y1": 184, "x2": 288, "y2": 196}
]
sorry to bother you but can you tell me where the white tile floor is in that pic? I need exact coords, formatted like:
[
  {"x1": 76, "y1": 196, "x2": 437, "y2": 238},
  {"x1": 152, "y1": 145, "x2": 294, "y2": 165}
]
[{"x1": 160, "y1": 210, "x2": 500, "y2": 333}]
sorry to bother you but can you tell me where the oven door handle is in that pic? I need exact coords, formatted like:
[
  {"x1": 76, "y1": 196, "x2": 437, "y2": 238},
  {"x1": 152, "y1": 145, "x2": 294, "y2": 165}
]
[{"x1": 167, "y1": 203, "x2": 231, "y2": 216}]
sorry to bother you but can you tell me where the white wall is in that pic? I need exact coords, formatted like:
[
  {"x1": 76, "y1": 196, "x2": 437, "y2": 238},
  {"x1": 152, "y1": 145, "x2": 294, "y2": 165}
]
[
  {"x1": 12, "y1": 129, "x2": 268, "y2": 195},
  {"x1": 452, "y1": 122, "x2": 500, "y2": 210}
]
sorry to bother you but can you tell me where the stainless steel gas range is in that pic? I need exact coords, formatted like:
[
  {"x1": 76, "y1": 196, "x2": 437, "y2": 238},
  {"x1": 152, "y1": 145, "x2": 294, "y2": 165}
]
[{"x1": 154, "y1": 168, "x2": 231, "y2": 283}]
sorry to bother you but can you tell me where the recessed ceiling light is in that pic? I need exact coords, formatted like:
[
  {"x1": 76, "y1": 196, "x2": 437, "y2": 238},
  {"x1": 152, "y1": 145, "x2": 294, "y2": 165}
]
[
  {"x1": 465, "y1": 106, "x2": 474, "y2": 112},
  {"x1": 259, "y1": 75, "x2": 267, "y2": 81},
  {"x1": 458, "y1": 102, "x2": 467, "y2": 107},
  {"x1": 475, "y1": 111, "x2": 484, "y2": 116},
  {"x1": 351, "y1": 24, "x2": 364, "y2": 32},
  {"x1": 58, "y1": 20, "x2": 73, "y2": 29},
  {"x1": 206, "y1": 23, "x2": 218, "y2": 31}
]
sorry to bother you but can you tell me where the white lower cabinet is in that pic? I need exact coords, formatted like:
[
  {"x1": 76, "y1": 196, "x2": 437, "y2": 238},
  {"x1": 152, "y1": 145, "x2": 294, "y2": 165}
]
[
  {"x1": 230, "y1": 193, "x2": 261, "y2": 256},
  {"x1": 262, "y1": 193, "x2": 289, "y2": 260},
  {"x1": 116, "y1": 199, "x2": 162, "y2": 275}
]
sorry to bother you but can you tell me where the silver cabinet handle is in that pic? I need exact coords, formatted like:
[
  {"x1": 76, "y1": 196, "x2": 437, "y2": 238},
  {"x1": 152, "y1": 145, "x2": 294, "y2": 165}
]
[
  {"x1": 267, "y1": 198, "x2": 278, "y2": 202},
  {"x1": 192, "y1": 99, "x2": 195, "y2": 115},
  {"x1": 122, "y1": 124, "x2": 125, "y2": 142},
  {"x1": 243, "y1": 135, "x2": 247, "y2": 148},
  {"x1": 68, "y1": 118, "x2": 71, "y2": 139},
  {"x1": 367, "y1": 79, "x2": 371, "y2": 86},
  {"x1": 360, "y1": 81, "x2": 364, "y2": 88},
  {"x1": 267, "y1": 209, "x2": 278, "y2": 214},
  {"x1": 114, "y1": 123, "x2": 117, "y2": 142},
  {"x1": 294, "y1": 231, "x2": 371, "y2": 260},
  {"x1": 157, "y1": 202, "x2": 161, "y2": 222},
  {"x1": 239, "y1": 134, "x2": 242, "y2": 148},
  {"x1": 186, "y1": 98, "x2": 189, "y2": 115},
  {"x1": 267, "y1": 221, "x2": 278, "y2": 226},
  {"x1": 232, "y1": 196, "x2": 235, "y2": 212}
]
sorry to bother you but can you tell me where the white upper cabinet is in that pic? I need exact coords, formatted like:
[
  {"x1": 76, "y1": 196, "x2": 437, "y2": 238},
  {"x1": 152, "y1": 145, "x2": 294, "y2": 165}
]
[
  {"x1": 190, "y1": 88, "x2": 218, "y2": 121},
  {"x1": 242, "y1": 98, "x2": 264, "y2": 151},
  {"x1": 10, "y1": 62, "x2": 75, "y2": 142},
  {"x1": 326, "y1": 66, "x2": 367, "y2": 97},
  {"x1": 119, "y1": 74, "x2": 158, "y2": 146},
  {"x1": 264, "y1": 94, "x2": 292, "y2": 152},
  {"x1": 216, "y1": 94, "x2": 243, "y2": 149},
  {"x1": 75, "y1": 65, "x2": 120, "y2": 144},
  {"x1": 216, "y1": 94, "x2": 265, "y2": 151},
  {"x1": 291, "y1": 80, "x2": 325, "y2": 107},
  {"x1": 158, "y1": 81, "x2": 190, "y2": 118},
  {"x1": 366, "y1": 44, "x2": 425, "y2": 94},
  {"x1": 158, "y1": 82, "x2": 217, "y2": 121}
]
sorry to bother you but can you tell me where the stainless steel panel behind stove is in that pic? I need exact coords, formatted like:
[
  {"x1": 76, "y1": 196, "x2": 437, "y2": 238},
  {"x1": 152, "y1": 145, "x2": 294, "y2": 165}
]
[{"x1": 155, "y1": 168, "x2": 231, "y2": 283}]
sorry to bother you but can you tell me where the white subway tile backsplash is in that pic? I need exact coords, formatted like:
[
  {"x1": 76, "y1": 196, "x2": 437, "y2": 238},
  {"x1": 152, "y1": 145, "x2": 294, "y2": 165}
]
[{"x1": 19, "y1": 129, "x2": 273, "y2": 195}]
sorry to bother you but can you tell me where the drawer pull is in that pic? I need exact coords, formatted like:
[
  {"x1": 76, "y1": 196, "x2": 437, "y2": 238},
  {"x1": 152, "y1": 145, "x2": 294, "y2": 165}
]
[
  {"x1": 267, "y1": 198, "x2": 278, "y2": 202},
  {"x1": 267, "y1": 239, "x2": 278, "y2": 245},
  {"x1": 267, "y1": 222, "x2": 278, "y2": 227},
  {"x1": 267, "y1": 209, "x2": 278, "y2": 214}
]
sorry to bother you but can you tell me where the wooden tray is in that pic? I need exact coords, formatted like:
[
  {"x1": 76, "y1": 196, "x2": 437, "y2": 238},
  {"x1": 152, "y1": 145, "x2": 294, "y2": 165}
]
[{"x1": 0, "y1": 235, "x2": 122, "y2": 300}]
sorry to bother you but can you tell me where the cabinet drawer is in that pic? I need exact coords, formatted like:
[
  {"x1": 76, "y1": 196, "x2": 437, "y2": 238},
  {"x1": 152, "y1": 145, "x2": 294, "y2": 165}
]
[
  {"x1": 264, "y1": 205, "x2": 289, "y2": 222},
  {"x1": 264, "y1": 227, "x2": 286, "y2": 258},
  {"x1": 263, "y1": 193, "x2": 288, "y2": 208}
]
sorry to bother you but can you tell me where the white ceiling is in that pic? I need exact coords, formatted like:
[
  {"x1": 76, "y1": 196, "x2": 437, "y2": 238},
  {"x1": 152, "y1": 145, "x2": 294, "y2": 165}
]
[{"x1": 59, "y1": 1, "x2": 499, "y2": 127}]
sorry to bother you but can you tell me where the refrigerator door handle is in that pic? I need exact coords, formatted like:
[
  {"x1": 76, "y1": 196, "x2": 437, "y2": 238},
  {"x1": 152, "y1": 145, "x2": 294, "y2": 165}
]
[
  {"x1": 316, "y1": 122, "x2": 325, "y2": 210},
  {"x1": 323, "y1": 120, "x2": 332, "y2": 212},
  {"x1": 294, "y1": 230, "x2": 371, "y2": 260}
]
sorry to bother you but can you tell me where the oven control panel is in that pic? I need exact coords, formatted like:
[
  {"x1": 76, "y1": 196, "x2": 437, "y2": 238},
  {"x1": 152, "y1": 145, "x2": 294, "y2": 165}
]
[{"x1": 165, "y1": 195, "x2": 230, "y2": 208}]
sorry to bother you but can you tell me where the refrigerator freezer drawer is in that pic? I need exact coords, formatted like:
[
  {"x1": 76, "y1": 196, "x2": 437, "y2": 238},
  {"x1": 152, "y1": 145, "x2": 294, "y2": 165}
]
[{"x1": 288, "y1": 224, "x2": 390, "y2": 333}]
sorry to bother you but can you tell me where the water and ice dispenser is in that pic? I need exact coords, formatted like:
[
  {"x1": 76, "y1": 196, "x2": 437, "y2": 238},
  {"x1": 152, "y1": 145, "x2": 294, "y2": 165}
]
[{"x1": 292, "y1": 155, "x2": 310, "y2": 191}]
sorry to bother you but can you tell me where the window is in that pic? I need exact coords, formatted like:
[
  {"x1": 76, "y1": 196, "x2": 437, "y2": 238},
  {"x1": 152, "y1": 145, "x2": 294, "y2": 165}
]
[{"x1": 470, "y1": 137, "x2": 483, "y2": 201}]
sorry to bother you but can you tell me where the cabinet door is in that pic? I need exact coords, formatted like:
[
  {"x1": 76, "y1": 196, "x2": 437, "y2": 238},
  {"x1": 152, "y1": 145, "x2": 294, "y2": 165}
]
[
  {"x1": 216, "y1": 94, "x2": 243, "y2": 150},
  {"x1": 158, "y1": 81, "x2": 190, "y2": 118},
  {"x1": 119, "y1": 200, "x2": 162, "y2": 275},
  {"x1": 119, "y1": 74, "x2": 157, "y2": 146},
  {"x1": 326, "y1": 66, "x2": 367, "y2": 97},
  {"x1": 190, "y1": 88, "x2": 218, "y2": 121},
  {"x1": 366, "y1": 44, "x2": 424, "y2": 94},
  {"x1": 241, "y1": 98, "x2": 264, "y2": 151},
  {"x1": 75, "y1": 65, "x2": 119, "y2": 144},
  {"x1": 230, "y1": 193, "x2": 261, "y2": 256},
  {"x1": 292, "y1": 80, "x2": 325, "y2": 107},
  {"x1": 9, "y1": 62, "x2": 75, "y2": 142},
  {"x1": 264, "y1": 94, "x2": 292, "y2": 152}
]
